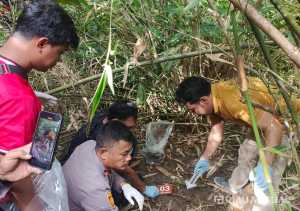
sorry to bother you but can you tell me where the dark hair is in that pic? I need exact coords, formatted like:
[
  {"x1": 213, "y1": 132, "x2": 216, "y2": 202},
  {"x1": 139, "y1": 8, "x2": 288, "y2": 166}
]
[
  {"x1": 175, "y1": 76, "x2": 211, "y2": 104},
  {"x1": 107, "y1": 100, "x2": 138, "y2": 121},
  {"x1": 14, "y1": 0, "x2": 79, "y2": 49},
  {"x1": 96, "y1": 120, "x2": 136, "y2": 148}
]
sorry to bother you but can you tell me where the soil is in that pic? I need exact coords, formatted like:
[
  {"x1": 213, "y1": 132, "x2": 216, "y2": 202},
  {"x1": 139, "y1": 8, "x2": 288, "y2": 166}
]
[{"x1": 126, "y1": 123, "x2": 243, "y2": 211}]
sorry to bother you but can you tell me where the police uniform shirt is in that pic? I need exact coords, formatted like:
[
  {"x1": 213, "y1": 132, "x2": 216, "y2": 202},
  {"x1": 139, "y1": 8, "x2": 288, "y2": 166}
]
[{"x1": 63, "y1": 140, "x2": 124, "y2": 211}]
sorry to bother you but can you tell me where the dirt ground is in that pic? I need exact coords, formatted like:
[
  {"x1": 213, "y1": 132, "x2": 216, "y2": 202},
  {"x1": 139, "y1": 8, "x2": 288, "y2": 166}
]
[
  {"x1": 59, "y1": 119, "x2": 299, "y2": 211},
  {"x1": 126, "y1": 123, "x2": 243, "y2": 211}
]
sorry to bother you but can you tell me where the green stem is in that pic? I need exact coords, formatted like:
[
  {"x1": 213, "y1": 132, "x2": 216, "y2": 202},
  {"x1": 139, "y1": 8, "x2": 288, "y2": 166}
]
[
  {"x1": 231, "y1": 11, "x2": 277, "y2": 207},
  {"x1": 230, "y1": 11, "x2": 241, "y2": 55},
  {"x1": 270, "y1": 0, "x2": 300, "y2": 39},
  {"x1": 248, "y1": 18, "x2": 300, "y2": 134},
  {"x1": 247, "y1": 16, "x2": 300, "y2": 186},
  {"x1": 243, "y1": 91, "x2": 277, "y2": 203}
]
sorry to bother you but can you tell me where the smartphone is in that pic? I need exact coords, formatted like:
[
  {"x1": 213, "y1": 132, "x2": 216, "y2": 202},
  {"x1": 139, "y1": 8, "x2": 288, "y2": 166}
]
[{"x1": 29, "y1": 111, "x2": 63, "y2": 170}]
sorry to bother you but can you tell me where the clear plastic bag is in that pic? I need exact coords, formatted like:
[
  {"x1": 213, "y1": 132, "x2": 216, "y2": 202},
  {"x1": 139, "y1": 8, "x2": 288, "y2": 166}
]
[
  {"x1": 29, "y1": 159, "x2": 69, "y2": 211},
  {"x1": 0, "y1": 159, "x2": 69, "y2": 211},
  {"x1": 142, "y1": 121, "x2": 174, "y2": 164}
]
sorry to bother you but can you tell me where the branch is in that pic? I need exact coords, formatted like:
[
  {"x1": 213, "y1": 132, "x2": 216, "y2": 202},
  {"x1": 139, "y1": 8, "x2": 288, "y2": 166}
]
[
  {"x1": 270, "y1": 0, "x2": 300, "y2": 40},
  {"x1": 47, "y1": 47, "x2": 233, "y2": 94},
  {"x1": 247, "y1": 16, "x2": 300, "y2": 178},
  {"x1": 247, "y1": 17, "x2": 300, "y2": 135},
  {"x1": 228, "y1": 0, "x2": 300, "y2": 70}
]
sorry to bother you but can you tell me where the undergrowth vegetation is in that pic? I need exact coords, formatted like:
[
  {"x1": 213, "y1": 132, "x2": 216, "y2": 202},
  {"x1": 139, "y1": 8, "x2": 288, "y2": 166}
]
[{"x1": 0, "y1": 0, "x2": 300, "y2": 210}]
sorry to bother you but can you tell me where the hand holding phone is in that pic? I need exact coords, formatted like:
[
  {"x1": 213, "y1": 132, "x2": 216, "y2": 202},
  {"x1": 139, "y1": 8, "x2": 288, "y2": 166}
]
[
  {"x1": 29, "y1": 111, "x2": 62, "y2": 170},
  {"x1": 0, "y1": 144, "x2": 42, "y2": 182}
]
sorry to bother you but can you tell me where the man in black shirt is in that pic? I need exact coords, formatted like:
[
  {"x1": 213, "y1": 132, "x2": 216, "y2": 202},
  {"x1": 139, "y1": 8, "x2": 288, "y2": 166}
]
[{"x1": 62, "y1": 100, "x2": 138, "y2": 163}]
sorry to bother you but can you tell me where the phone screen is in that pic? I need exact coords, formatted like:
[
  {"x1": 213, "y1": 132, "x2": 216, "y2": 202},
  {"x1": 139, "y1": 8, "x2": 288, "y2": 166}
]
[{"x1": 30, "y1": 111, "x2": 62, "y2": 170}]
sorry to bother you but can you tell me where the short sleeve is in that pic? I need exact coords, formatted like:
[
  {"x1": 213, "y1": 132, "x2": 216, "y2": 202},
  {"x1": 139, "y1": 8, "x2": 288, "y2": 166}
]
[
  {"x1": 80, "y1": 188, "x2": 119, "y2": 211},
  {"x1": 0, "y1": 96, "x2": 40, "y2": 150}
]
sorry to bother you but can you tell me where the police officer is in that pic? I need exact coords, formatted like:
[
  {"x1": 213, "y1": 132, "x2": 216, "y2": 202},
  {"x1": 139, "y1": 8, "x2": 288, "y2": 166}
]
[{"x1": 63, "y1": 121, "x2": 144, "y2": 211}]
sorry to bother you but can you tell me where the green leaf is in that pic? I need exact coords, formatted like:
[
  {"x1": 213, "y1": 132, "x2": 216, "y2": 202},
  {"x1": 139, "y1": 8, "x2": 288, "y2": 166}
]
[
  {"x1": 88, "y1": 72, "x2": 107, "y2": 124},
  {"x1": 136, "y1": 83, "x2": 145, "y2": 106},
  {"x1": 265, "y1": 145, "x2": 289, "y2": 156},
  {"x1": 284, "y1": 204, "x2": 293, "y2": 211}
]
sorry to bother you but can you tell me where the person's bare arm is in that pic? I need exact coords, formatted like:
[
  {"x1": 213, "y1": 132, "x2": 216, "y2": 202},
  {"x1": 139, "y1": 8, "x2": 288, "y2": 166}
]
[
  {"x1": 115, "y1": 166, "x2": 145, "y2": 192},
  {"x1": 201, "y1": 117, "x2": 224, "y2": 160},
  {"x1": 257, "y1": 111, "x2": 283, "y2": 165}
]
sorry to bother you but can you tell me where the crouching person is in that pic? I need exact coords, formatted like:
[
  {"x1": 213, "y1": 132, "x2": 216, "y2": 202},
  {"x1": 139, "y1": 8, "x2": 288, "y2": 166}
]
[{"x1": 63, "y1": 121, "x2": 144, "y2": 211}]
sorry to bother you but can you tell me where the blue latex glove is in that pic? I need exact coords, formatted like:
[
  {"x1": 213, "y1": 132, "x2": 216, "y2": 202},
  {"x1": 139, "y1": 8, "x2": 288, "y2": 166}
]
[
  {"x1": 253, "y1": 163, "x2": 273, "y2": 193},
  {"x1": 193, "y1": 159, "x2": 209, "y2": 176},
  {"x1": 143, "y1": 186, "x2": 160, "y2": 198}
]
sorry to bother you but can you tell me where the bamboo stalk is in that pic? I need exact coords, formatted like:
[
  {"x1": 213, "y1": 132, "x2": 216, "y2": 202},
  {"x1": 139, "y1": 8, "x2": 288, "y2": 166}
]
[
  {"x1": 247, "y1": 17, "x2": 300, "y2": 185},
  {"x1": 247, "y1": 17, "x2": 300, "y2": 135},
  {"x1": 231, "y1": 12, "x2": 277, "y2": 207},
  {"x1": 270, "y1": 0, "x2": 300, "y2": 39},
  {"x1": 228, "y1": 0, "x2": 300, "y2": 70},
  {"x1": 237, "y1": 56, "x2": 277, "y2": 206},
  {"x1": 47, "y1": 48, "x2": 232, "y2": 94}
]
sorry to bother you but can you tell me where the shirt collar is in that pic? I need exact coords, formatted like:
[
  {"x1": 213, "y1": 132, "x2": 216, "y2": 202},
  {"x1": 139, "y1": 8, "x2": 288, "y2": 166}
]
[
  {"x1": 211, "y1": 83, "x2": 219, "y2": 114},
  {"x1": 0, "y1": 55, "x2": 28, "y2": 80}
]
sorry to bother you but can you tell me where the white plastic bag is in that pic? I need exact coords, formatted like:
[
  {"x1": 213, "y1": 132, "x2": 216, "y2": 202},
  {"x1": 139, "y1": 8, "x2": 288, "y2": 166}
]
[{"x1": 142, "y1": 121, "x2": 173, "y2": 164}]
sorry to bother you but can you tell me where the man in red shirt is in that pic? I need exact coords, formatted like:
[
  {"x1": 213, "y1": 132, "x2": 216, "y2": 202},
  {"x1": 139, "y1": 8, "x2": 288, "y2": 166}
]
[
  {"x1": 0, "y1": 55, "x2": 42, "y2": 151},
  {"x1": 0, "y1": 0, "x2": 79, "y2": 209}
]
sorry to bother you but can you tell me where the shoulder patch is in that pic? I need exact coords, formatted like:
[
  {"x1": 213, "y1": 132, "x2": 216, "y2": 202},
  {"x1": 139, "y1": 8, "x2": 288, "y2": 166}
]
[{"x1": 106, "y1": 191, "x2": 116, "y2": 208}]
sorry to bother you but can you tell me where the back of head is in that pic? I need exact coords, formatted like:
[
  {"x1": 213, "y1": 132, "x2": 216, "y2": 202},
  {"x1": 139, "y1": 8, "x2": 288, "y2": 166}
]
[
  {"x1": 15, "y1": 0, "x2": 79, "y2": 49},
  {"x1": 107, "y1": 100, "x2": 138, "y2": 121},
  {"x1": 96, "y1": 120, "x2": 136, "y2": 149},
  {"x1": 175, "y1": 76, "x2": 211, "y2": 104}
]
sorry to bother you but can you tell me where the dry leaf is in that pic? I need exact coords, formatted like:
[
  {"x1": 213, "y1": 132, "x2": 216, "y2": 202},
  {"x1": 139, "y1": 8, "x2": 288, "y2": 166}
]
[
  {"x1": 132, "y1": 38, "x2": 147, "y2": 64},
  {"x1": 155, "y1": 166, "x2": 174, "y2": 178}
]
